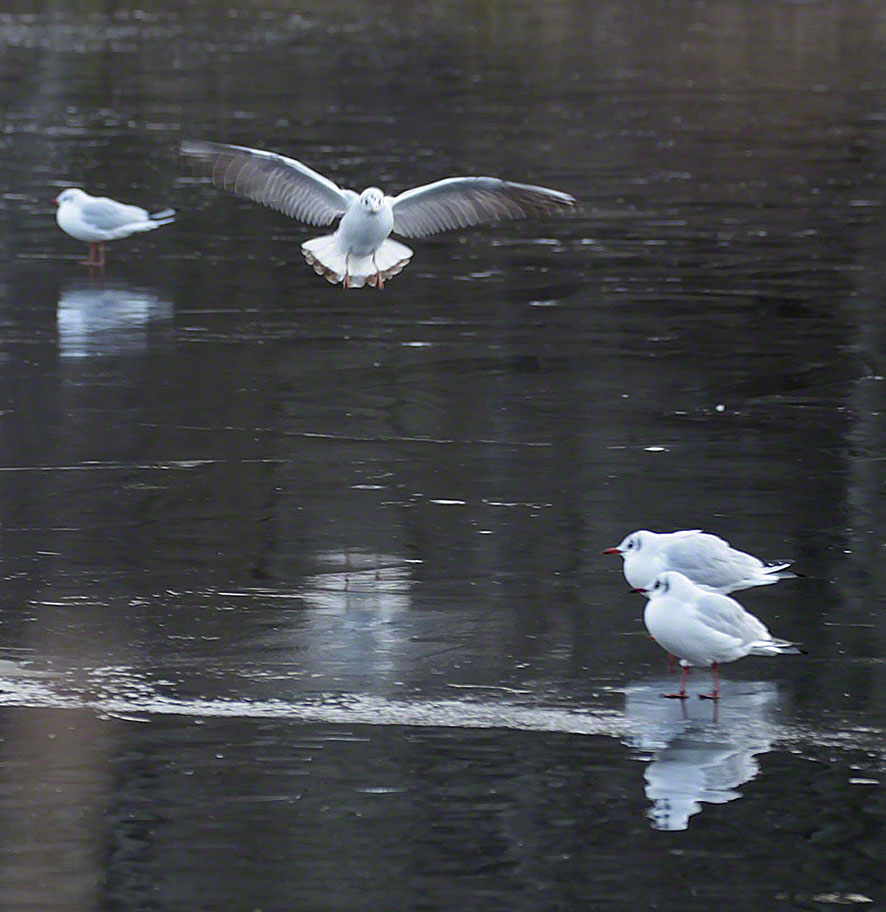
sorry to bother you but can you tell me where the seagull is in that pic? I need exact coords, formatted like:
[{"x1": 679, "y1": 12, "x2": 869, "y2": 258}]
[
  {"x1": 637, "y1": 570, "x2": 802, "y2": 700},
  {"x1": 54, "y1": 188, "x2": 176, "y2": 267},
  {"x1": 602, "y1": 529, "x2": 797, "y2": 594},
  {"x1": 180, "y1": 140, "x2": 576, "y2": 289}
]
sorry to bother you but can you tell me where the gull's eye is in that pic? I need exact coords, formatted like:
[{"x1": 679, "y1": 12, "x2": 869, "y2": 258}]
[{"x1": 653, "y1": 580, "x2": 660, "y2": 589}]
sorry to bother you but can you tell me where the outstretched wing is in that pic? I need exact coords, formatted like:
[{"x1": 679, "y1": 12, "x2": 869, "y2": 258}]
[
  {"x1": 390, "y1": 176, "x2": 575, "y2": 238},
  {"x1": 180, "y1": 140, "x2": 352, "y2": 226}
]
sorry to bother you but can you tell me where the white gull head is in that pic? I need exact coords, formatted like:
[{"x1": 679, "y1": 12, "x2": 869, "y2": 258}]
[{"x1": 359, "y1": 187, "x2": 384, "y2": 213}]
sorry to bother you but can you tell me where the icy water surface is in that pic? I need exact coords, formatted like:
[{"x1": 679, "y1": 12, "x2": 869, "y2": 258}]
[{"x1": 1, "y1": 1, "x2": 885, "y2": 910}]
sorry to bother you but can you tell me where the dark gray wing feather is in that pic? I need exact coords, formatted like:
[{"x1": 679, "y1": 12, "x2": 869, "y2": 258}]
[
  {"x1": 390, "y1": 177, "x2": 576, "y2": 238},
  {"x1": 181, "y1": 140, "x2": 351, "y2": 227}
]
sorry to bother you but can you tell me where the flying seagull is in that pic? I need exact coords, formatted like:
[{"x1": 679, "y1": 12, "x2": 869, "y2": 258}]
[
  {"x1": 180, "y1": 140, "x2": 576, "y2": 289},
  {"x1": 54, "y1": 188, "x2": 176, "y2": 268}
]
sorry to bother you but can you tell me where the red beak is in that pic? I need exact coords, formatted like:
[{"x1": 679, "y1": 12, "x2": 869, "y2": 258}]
[
  {"x1": 630, "y1": 587, "x2": 647, "y2": 594},
  {"x1": 51, "y1": 197, "x2": 58, "y2": 205},
  {"x1": 601, "y1": 547, "x2": 621, "y2": 555}
]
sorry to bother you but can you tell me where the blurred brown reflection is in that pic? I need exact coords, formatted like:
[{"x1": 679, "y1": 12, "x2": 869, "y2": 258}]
[{"x1": 0, "y1": 707, "x2": 114, "y2": 912}]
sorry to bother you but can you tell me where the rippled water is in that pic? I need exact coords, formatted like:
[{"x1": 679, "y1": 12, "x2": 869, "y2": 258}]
[{"x1": 1, "y1": 1, "x2": 885, "y2": 910}]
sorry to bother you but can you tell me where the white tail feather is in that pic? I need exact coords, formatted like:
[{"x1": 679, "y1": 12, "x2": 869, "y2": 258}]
[
  {"x1": 749, "y1": 639, "x2": 803, "y2": 656},
  {"x1": 762, "y1": 561, "x2": 797, "y2": 580},
  {"x1": 108, "y1": 217, "x2": 174, "y2": 240},
  {"x1": 301, "y1": 235, "x2": 412, "y2": 288}
]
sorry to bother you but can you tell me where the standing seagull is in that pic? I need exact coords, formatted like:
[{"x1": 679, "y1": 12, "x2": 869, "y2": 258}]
[
  {"x1": 602, "y1": 529, "x2": 797, "y2": 594},
  {"x1": 638, "y1": 570, "x2": 802, "y2": 700},
  {"x1": 180, "y1": 140, "x2": 576, "y2": 289},
  {"x1": 54, "y1": 188, "x2": 176, "y2": 268}
]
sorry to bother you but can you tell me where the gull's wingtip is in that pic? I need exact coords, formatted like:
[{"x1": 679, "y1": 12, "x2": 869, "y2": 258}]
[
  {"x1": 180, "y1": 139, "x2": 217, "y2": 157},
  {"x1": 509, "y1": 179, "x2": 577, "y2": 207},
  {"x1": 181, "y1": 138, "x2": 245, "y2": 159},
  {"x1": 554, "y1": 188, "x2": 578, "y2": 206},
  {"x1": 552, "y1": 192, "x2": 577, "y2": 209}
]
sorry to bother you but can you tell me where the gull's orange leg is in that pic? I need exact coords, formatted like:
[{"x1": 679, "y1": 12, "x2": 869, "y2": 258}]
[
  {"x1": 662, "y1": 666, "x2": 689, "y2": 699},
  {"x1": 698, "y1": 664, "x2": 721, "y2": 701}
]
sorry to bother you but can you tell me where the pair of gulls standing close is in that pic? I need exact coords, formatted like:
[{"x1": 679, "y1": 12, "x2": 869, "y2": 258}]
[
  {"x1": 603, "y1": 529, "x2": 802, "y2": 700},
  {"x1": 54, "y1": 140, "x2": 577, "y2": 283}
]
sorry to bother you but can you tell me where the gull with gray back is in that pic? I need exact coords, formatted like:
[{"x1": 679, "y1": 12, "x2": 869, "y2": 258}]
[
  {"x1": 639, "y1": 570, "x2": 802, "y2": 700},
  {"x1": 54, "y1": 188, "x2": 175, "y2": 268},
  {"x1": 180, "y1": 140, "x2": 576, "y2": 289},
  {"x1": 603, "y1": 528, "x2": 797, "y2": 594}
]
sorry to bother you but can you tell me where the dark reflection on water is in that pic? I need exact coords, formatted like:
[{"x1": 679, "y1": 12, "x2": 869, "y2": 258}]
[
  {"x1": 0, "y1": 695, "x2": 882, "y2": 912},
  {"x1": 1, "y1": 0, "x2": 885, "y2": 910}
]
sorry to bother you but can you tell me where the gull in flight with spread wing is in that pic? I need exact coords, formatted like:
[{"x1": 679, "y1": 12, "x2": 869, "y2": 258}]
[
  {"x1": 181, "y1": 140, "x2": 576, "y2": 289},
  {"x1": 54, "y1": 188, "x2": 176, "y2": 268},
  {"x1": 637, "y1": 570, "x2": 802, "y2": 700}
]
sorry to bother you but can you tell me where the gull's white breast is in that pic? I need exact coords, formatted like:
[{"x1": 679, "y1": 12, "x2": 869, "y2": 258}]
[
  {"x1": 337, "y1": 198, "x2": 394, "y2": 256},
  {"x1": 56, "y1": 204, "x2": 98, "y2": 243}
]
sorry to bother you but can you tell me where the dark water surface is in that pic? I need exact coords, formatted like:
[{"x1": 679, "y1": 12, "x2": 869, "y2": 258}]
[{"x1": 1, "y1": 1, "x2": 885, "y2": 910}]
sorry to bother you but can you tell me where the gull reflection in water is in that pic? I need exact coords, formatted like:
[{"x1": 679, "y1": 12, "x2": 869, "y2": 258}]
[
  {"x1": 57, "y1": 280, "x2": 173, "y2": 358},
  {"x1": 301, "y1": 551, "x2": 418, "y2": 615},
  {"x1": 624, "y1": 679, "x2": 782, "y2": 831},
  {"x1": 298, "y1": 551, "x2": 420, "y2": 679}
]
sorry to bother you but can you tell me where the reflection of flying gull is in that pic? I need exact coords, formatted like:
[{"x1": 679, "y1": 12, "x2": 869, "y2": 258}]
[
  {"x1": 625, "y1": 680, "x2": 780, "y2": 831},
  {"x1": 54, "y1": 188, "x2": 176, "y2": 268},
  {"x1": 603, "y1": 528, "x2": 797, "y2": 594},
  {"x1": 639, "y1": 570, "x2": 802, "y2": 700},
  {"x1": 180, "y1": 140, "x2": 576, "y2": 289}
]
